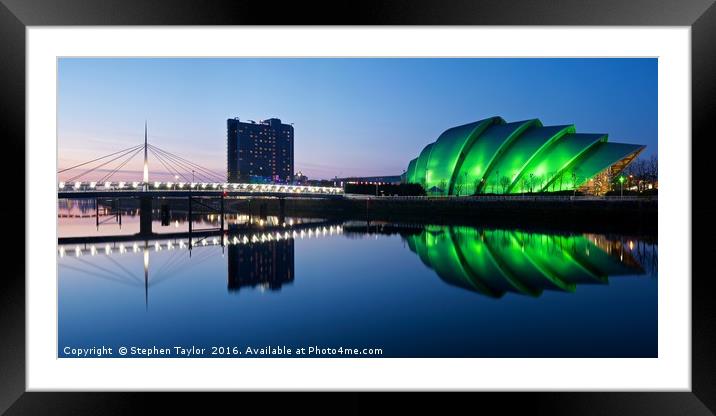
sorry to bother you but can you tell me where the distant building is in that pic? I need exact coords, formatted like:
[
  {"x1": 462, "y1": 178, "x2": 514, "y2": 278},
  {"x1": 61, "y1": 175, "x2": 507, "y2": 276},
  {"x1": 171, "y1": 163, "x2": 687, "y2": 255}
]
[
  {"x1": 293, "y1": 170, "x2": 308, "y2": 185},
  {"x1": 307, "y1": 179, "x2": 340, "y2": 187},
  {"x1": 227, "y1": 117, "x2": 294, "y2": 183},
  {"x1": 338, "y1": 175, "x2": 402, "y2": 185}
]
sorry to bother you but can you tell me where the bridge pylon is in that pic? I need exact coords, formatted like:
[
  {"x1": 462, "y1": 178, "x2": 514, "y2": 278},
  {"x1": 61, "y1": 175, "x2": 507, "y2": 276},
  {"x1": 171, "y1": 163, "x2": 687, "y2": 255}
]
[{"x1": 143, "y1": 121, "x2": 149, "y2": 190}]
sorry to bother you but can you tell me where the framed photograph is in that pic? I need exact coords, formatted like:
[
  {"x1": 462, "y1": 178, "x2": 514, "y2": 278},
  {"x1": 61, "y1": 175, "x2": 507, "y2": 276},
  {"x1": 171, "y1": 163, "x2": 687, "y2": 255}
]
[{"x1": 3, "y1": 0, "x2": 714, "y2": 413}]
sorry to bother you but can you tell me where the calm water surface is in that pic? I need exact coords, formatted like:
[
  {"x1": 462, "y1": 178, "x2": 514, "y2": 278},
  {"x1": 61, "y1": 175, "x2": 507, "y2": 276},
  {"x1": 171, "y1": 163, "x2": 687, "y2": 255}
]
[{"x1": 57, "y1": 199, "x2": 657, "y2": 357}]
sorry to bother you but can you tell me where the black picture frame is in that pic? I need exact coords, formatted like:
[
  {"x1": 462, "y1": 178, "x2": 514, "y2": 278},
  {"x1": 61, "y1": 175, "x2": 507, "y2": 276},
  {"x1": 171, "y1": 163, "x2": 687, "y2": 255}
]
[{"x1": 1, "y1": 0, "x2": 713, "y2": 413}]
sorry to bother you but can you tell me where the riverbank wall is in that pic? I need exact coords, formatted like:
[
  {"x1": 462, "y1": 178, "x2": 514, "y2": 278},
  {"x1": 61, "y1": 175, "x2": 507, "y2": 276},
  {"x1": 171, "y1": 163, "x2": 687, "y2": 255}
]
[
  {"x1": 227, "y1": 197, "x2": 658, "y2": 236},
  {"x1": 83, "y1": 195, "x2": 657, "y2": 236}
]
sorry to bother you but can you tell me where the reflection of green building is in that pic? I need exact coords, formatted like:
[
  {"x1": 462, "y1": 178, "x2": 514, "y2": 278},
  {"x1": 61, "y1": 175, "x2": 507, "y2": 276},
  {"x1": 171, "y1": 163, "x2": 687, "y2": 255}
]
[
  {"x1": 406, "y1": 226, "x2": 644, "y2": 298},
  {"x1": 405, "y1": 117, "x2": 644, "y2": 195}
]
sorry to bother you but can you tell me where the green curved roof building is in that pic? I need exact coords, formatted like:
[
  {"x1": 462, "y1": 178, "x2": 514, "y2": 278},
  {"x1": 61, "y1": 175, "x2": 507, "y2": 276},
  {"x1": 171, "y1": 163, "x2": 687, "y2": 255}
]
[{"x1": 405, "y1": 116, "x2": 645, "y2": 195}]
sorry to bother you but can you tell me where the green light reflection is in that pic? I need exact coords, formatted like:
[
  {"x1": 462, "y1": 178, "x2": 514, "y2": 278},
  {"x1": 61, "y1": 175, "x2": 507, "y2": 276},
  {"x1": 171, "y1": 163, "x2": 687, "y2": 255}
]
[{"x1": 406, "y1": 226, "x2": 646, "y2": 298}]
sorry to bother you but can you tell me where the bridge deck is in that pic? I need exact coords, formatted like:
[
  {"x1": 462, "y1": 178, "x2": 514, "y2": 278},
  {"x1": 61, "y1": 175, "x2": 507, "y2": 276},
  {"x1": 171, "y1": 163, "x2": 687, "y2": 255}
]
[{"x1": 58, "y1": 190, "x2": 344, "y2": 199}]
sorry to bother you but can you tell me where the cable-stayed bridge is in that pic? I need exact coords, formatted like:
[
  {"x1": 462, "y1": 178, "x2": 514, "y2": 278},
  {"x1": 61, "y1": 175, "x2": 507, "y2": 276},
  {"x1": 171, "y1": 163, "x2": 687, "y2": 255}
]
[
  {"x1": 58, "y1": 123, "x2": 343, "y2": 198},
  {"x1": 58, "y1": 124, "x2": 343, "y2": 238}
]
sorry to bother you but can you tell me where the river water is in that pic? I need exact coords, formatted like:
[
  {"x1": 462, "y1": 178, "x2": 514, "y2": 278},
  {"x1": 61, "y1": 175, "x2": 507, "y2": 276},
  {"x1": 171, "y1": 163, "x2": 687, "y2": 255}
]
[{"x1": 57, "y1": 199, "x2": 657, "y2": 358}]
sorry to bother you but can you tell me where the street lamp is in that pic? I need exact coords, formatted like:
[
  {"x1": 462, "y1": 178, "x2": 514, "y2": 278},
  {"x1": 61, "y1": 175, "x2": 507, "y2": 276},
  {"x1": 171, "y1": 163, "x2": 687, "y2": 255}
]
[{"x1": 619, "y1": 175, "x2": 625, "y2": 198}]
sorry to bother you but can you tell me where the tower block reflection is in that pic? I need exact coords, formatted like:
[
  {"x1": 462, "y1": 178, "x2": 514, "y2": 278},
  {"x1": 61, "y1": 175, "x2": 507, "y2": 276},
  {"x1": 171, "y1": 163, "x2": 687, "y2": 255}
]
[
  {"x1": 227, "y1": 234, "x2": 295, "y2": 292},
  {"x1": 406, "y1": 226, "x2": 647, "y2": 298}
]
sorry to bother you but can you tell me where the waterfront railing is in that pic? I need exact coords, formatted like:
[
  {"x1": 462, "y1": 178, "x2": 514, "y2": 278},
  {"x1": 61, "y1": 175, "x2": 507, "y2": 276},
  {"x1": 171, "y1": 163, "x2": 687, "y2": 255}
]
[{"x1": 345, "y1": 194, "x2": 657, "y2": 202}]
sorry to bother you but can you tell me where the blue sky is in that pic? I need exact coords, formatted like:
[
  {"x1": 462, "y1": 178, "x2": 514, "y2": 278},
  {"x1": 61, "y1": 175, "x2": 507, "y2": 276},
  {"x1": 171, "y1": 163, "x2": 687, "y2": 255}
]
[{"x1": 58, "y1": 58, "x2": 657, "y2": 180}]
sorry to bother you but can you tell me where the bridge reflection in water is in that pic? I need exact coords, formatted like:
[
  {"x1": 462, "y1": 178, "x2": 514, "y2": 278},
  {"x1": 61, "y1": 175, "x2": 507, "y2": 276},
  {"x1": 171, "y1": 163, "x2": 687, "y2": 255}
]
[
  {"x1": 405, "y1": 226, "x2": 648, "y2": 298},
  {"x1": 57, "y1": 219, "x2": 338, "y2": 308},
  {"x1": 58, "y1": 218, "x2": 654, "y2": 305}
]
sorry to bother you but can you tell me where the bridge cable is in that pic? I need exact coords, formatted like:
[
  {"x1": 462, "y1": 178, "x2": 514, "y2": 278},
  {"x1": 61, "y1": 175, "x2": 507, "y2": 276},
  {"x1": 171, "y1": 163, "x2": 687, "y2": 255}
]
[
  {"x1": 65, "y1": 145, "x2": 144, "y2": 183},
  {"x1": 154, "y1": 146, "x2": 203, "y2": 183},
  {"x1": 97, "y1": 146, "x2": 145, "y2": 184},
  {"x1": 148, "y1": 145, "x2": 213, "y2": 183},
  {"x1": 149, "y1": 144, "x2": 224, "y2": 181},
  {"x1": 149, "y1": 144, "x2": 224, "y2": 182},
  {"x1": 148, "y1": 147, "x2": 190, "y2": 182},
  {"x1": 58, "y1": 144, "x2": 143, "y2": 174},
  {"x1": 149, "y1": 146, "x2": 223, "y2": 183},
  {"x1": 147, "y1": 147, "x2": 182, "y2": 181},
  {"x1": 96, "y1": 146, "x2": 143, "y2": 183},
  {"x1": 150, "y1": 147, "x2": 217, "y2": 183},
  {"x1": 65, "y1": 145, "x2": 141, "y2": 182}
]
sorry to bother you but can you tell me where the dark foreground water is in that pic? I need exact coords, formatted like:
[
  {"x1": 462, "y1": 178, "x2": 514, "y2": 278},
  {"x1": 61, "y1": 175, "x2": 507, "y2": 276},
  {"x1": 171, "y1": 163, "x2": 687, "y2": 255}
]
[{"x1": 57, "y1": 199, "x2": 657, "y2": 358}]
